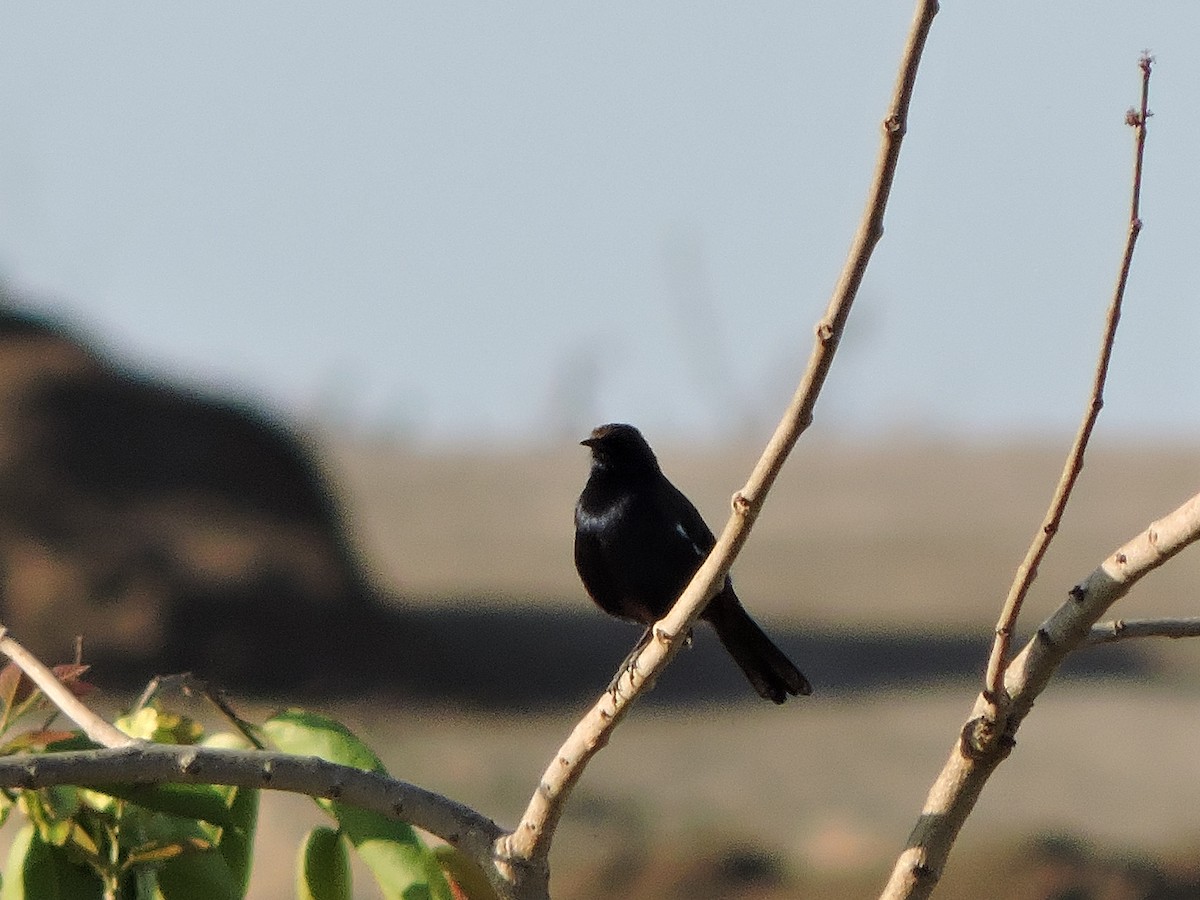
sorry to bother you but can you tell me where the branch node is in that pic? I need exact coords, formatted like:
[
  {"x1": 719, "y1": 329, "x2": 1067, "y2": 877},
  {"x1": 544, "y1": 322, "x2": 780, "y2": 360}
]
[
  {"x1": 958, "y1": 717, "x2": 993, "y2": 760},
  {"x1": 959, "y1": 715, "x2": 1016, "y2": 762},
  {"x1": 814, "y1": 320, "x2": 835, "y2": 343},
  {"x1": 731, "y1": 491, "x2": 752, "y2": 516},
  {"x1": 178, "y1": 749, "x2": 200, "y2": 776},
  {"x1": 912, "y1": 862, "x2": 936, "y2": 880}
]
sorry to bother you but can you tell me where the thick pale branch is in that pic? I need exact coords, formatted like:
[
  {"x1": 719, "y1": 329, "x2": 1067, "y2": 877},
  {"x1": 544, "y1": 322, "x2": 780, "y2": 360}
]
[
  {"x1": 0, "y1": 744, "x2": 504, "y2": 864},
  {"x1": 500, "y1": 0, "x2": 942, "y2": 884},
  {"x1": 983, "y1": 53, "x2": 1153, "y2": 708},
  {"x1": 1006, "y1": 490, "x2": 1200, "y2": 721},
  {"x1": 882, "y1": 487, "x2": 1200, "y2": 900},
  {"x1": 1087, "y1": 616, "x2": 1200, "y2": 644}
]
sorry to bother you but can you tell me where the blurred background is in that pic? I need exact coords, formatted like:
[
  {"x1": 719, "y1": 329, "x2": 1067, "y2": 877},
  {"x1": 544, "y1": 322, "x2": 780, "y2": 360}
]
[{"x1": 1, "y1": 3, "x2": 1199, "y2": 897}]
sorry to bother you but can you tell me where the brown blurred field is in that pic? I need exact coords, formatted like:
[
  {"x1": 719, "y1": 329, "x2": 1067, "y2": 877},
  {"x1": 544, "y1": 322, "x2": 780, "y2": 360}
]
[
  {"x1": 4, "y1": 425, "x2": 1197, "y2": 898},
  {"x1": 234, "y1": 437, "x2": 1200, "y2": 898},
  {"x1": 328, "y1": 435, "x2": 1200, "y2": 633}
]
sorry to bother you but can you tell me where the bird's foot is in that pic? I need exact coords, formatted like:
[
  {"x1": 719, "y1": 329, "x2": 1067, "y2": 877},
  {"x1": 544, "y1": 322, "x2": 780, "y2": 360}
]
[
  {"x1": 607, "y1": 628, "x2": 654, "y2": 699},
  {"x1": 652, "y1": 625, "x2": 693, "y2": 648}
]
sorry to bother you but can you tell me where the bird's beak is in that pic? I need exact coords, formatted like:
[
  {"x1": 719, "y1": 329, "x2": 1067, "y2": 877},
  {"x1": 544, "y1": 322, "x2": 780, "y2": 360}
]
[{"x1": 580, "y1": 437, "x2": 598, "y2": 448}]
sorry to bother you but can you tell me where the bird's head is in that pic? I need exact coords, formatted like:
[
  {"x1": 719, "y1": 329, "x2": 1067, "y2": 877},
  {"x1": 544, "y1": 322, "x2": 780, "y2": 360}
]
[{"x1": 581, "y1": 423, "x2": 661, "y2": 474}]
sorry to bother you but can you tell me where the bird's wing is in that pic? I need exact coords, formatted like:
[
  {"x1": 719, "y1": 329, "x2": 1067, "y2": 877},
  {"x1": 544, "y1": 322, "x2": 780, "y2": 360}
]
[{"x1": 658, "y1": 479, "x2": 718, "y2": 563}]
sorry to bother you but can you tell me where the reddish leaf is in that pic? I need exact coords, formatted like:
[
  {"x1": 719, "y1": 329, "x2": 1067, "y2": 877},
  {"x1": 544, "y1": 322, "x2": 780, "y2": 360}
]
[
  {"x1": 5, "y1": 730, "x2": 80, "y2": 752},
  {"x1": 50, "y1": 664, "x2": 94, "y2": 698},
  {"x1": 0, "y1": 663, "x2": 23, "y2": 712}
]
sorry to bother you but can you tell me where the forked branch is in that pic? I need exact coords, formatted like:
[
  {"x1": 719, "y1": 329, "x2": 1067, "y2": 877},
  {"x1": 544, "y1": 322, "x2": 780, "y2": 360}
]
[
  {"x1": 881, "y1": 54, "x2": 1164, "y2": 900},
  {"x1": 982, "y1": 52, "x2": 1154, "y2": 716}
]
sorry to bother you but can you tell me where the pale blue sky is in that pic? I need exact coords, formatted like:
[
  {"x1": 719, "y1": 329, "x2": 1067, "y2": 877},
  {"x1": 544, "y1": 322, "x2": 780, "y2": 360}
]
[{"x1": 2, "y1": 4, "x2": 1197, "y2": 445}]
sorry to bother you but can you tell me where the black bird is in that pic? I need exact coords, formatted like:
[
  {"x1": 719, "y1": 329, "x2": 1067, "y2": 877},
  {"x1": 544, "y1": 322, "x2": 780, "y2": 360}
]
[{"x1": 574, "y1": 423, "x2": 811, "y2": 703}]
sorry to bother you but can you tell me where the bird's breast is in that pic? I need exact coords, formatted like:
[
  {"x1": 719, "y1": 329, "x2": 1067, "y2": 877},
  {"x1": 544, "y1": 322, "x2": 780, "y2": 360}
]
[{"x1": 574, "y1": 493, "x2": 631, "y2": 534}]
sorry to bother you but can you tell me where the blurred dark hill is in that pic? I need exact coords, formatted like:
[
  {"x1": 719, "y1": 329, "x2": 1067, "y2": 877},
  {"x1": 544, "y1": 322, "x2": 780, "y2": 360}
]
[
  {"x1": 0, "y1": 298, "x2": 1160, "y2": 706},
  {"x1": 0, "y1": 300, "x2": 377, "y2": 691}
]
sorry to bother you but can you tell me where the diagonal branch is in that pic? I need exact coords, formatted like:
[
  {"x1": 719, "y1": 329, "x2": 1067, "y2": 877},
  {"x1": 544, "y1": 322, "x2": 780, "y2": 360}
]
[
  {"x1": 498, "y1": 0, "x2": 942, "y2": 888},
  {"x1": 982, "y1": 52, "x2": 1154, "y2": 713}
]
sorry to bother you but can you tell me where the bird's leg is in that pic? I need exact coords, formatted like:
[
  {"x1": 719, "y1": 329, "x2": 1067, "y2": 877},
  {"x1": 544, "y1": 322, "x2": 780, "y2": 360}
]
[
  {"x1": 607, "y1": 625, "x2": 695, "y2": 697},
  {"x1": 608, "y1": 627, "x2": 653, "y2": 697}
]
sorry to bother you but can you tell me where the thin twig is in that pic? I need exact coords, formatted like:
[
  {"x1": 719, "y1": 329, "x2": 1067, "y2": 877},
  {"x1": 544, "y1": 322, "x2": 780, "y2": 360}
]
[
  {"x1": 881, "y1": 54, "x2": 1159, "y2": 900},
  {"x1": 982, "y1": 53, "x2": 1153, "y2": 714},
  {"x1": 499, "y1": 1, "x2": 942, "y2": 891},
  {"x1": 1087, "y1": 616, "x2": 1200, "y2": 644},
  {"x1": 0, "y1": 628, "x2": 136, "y2": 749},
  {"x1": 134, "y1": 672, "x2": 264, "y2": 750}
]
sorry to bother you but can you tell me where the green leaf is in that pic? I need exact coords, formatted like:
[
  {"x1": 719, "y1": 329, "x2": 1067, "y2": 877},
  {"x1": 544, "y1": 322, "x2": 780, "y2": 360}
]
[
  {"x1": 262, "y1": 710, "x2": 385, "y2": 773},
  {"x1": 1, "y1": 824, "x2": 47, "y2": 900},
  {"x1": 21, "y1": 787, "x2": 82, "y2": 847},
  {"x1": 262, "y1": 710, "x2": 452, "y2": 900},
  {"x1": 115, "y1": 707, "x2": 204, "y2": 745},
  {"x1": 296, "y1": 826, "x2": 352, "y2": 900},
  {"x1": 42, "y1": 733, "x2": 98, "y2": 753},
  {"x1": 199, "y1": 730, "x2": 259, "y2": 892},
  {"x1": 153, "y1": 845, "x2": 242, "y2": 900},
  {"x1": 216, "y1": 784, "x2": 259, "y2": 895},
  {"x1": 333, "y1": 804, "x2": 451, "y2": 900},
  {"x1": 433, "y1": 844, "x2": 502, "y2": 900},
  {"x1": 94, "y1": 783, "x2": 237, "y2": 829},
  {"x1": 343, "y1": 820, "x2": 451, "y2": 900},
  {"x1": 0, "y1": 824, "x2": 102, "y2": 900}
]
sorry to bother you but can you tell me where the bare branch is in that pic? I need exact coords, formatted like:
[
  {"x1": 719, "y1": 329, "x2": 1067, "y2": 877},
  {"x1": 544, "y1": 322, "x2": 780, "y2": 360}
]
[
  {"x1": 1087, "y1": 616, "x2": 1200, "y2": 644},
  {"x1": 0, "y1": 628, "x2": 136, "y2": 749},
  {"x1": 881, "y1": 53, "x2": 1163, "y2": 900},
  {"x1": 0, "y1": 744, "x2": 505, "y2": 865},
  {"x1": 983, "y1": 52, "x2": 1153, "y2": 712},
  {"x1": 499, "y1": 0, "x2": 942, "y2": 884},
  {"x1": 882, "y1": 488, "x2": 1200, "y2": 900}
]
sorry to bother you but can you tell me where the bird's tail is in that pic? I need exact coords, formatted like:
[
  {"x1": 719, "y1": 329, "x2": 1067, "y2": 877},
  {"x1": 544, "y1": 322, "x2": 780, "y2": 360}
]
[{"x1": 704, "y1": 590, "x2": 811, "y2": 703}]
